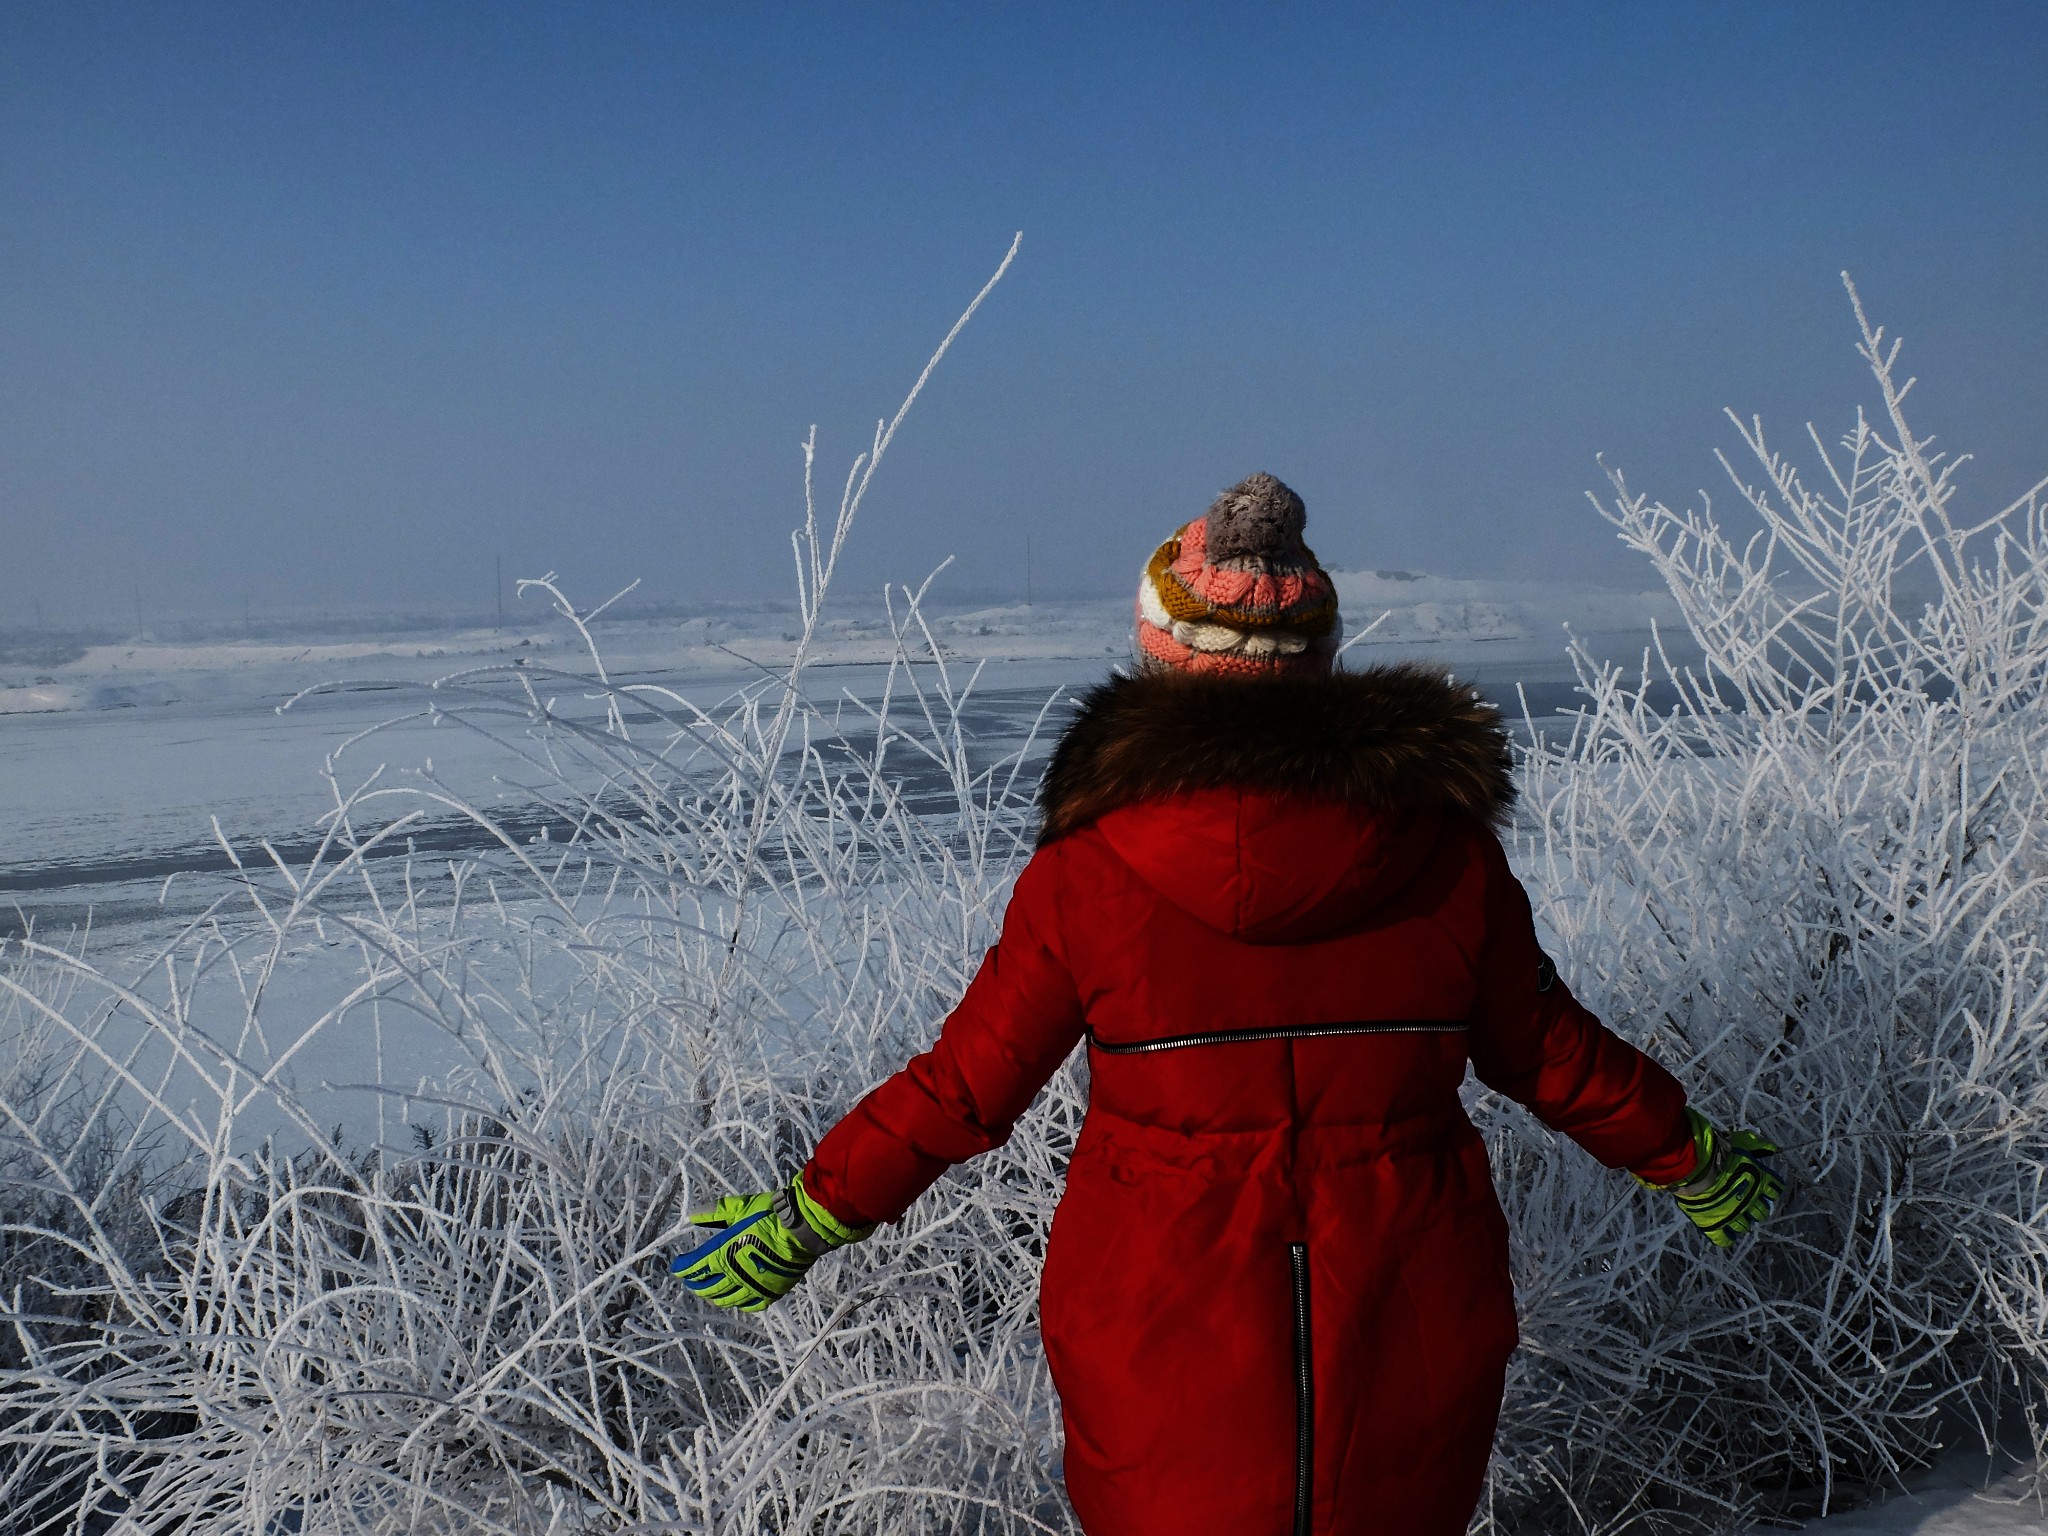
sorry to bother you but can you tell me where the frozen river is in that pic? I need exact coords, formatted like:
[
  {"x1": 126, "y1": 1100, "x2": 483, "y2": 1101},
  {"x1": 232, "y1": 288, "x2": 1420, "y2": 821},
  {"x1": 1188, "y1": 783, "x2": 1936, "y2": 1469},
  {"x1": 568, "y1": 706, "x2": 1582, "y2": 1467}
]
[{"x1": 0, "y1": 585, "x2": 1693, "y2": 958}]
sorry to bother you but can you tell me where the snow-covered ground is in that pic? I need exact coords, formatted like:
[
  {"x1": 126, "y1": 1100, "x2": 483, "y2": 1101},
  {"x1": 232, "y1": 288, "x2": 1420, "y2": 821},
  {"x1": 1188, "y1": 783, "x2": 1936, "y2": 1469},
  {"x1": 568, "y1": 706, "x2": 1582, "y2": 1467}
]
[{"x1": 1764, "y1": 1446, "x2": 2043, "y2": 1533}]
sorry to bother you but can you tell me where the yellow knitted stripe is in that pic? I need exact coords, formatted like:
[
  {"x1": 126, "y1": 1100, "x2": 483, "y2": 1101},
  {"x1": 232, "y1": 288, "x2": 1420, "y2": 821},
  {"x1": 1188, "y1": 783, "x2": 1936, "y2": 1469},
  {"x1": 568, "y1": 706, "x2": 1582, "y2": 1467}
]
[
  {"x1": 1201, "y1": 592, "x2": 1337, "y2": 635},
  {"x1": 1144, "y1": 537, "x2": 1198, "y2": 617}
]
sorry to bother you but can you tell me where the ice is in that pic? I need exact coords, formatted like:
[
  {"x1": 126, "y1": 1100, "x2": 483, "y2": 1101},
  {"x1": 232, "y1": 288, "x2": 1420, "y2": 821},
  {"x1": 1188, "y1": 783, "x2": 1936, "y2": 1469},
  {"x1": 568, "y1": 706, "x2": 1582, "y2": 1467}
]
[{"x1": 0, "y1": 578, "x2": 1666, "y2": 939}]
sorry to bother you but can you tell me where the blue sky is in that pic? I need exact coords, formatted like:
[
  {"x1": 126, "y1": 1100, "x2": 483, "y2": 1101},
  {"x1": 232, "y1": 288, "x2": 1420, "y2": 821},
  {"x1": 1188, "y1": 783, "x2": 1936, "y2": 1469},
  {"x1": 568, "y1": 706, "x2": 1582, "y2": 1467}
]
[{"x1": 3, "y1": 3, "x2": 2044, "y2": 620}]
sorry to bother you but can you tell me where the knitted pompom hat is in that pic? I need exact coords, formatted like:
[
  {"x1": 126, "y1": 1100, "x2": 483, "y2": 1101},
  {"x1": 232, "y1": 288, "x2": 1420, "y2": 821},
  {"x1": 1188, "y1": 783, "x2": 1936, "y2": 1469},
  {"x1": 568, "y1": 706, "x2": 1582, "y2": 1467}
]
[{"x1": 1135, "y1": 472, "x2": 1340, "y2": 676}]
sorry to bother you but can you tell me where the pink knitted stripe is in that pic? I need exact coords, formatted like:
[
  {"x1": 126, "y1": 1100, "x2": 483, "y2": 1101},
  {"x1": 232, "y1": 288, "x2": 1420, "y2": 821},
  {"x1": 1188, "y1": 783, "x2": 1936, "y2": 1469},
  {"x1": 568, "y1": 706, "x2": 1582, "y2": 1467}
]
[
  {"x1": 1183, "y1": 647, "x2": 1320, "y2": 677},
  {"x1": 1186, "y1": 649, "x2": 1282, "y2": 676},
  {"x1": 1167, "y1": 520, "x2": 1331, "y2": 617},
  {"x1": 1135, "y1": 617, "x2": 1194, "y2": 668},
  {"x1": 1172, "y1": 565, "x2": 1327, "y2": 613}
]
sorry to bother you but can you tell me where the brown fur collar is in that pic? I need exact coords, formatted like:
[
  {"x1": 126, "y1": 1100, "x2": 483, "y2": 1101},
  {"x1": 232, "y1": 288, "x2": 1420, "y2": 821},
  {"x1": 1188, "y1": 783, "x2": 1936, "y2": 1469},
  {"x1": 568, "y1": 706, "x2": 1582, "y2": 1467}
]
[{"x1": 1037, "y1": 662, "x2": 1515, "y2": 845}]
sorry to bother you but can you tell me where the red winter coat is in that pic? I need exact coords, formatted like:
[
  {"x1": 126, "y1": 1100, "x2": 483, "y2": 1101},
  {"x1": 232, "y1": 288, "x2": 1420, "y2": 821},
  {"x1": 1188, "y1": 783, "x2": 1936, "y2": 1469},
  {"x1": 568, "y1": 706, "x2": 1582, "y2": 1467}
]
[{"x1": 805, "y1": 666, "x2": 1697, "y2": 1536}]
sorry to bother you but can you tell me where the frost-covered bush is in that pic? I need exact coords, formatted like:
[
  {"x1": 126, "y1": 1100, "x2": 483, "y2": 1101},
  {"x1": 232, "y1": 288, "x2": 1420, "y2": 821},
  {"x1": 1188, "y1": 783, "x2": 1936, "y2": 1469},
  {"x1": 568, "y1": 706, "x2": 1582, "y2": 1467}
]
[
  {"x1": 0, "y1": 935, "x2": 197, "y2": 1535},
  {"x1": 4, "y1": 264, "x2": 2046, "y2": 1533},
  {"x1": 1489, "y1": 280, "x2": 2048, "y2": 1531},
  {"x1": 0, "y1": 239, "x2": 1088, "y2": 1535},
  {"x1": 0, "y1": 663, "x2": 1075, "y2": 1536}
]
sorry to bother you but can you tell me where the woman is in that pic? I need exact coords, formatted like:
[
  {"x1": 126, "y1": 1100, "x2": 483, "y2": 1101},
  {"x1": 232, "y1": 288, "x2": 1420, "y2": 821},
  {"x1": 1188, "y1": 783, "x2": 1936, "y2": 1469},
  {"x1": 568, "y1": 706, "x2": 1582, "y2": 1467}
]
[{"x1": 675, "y1": 473, "x2": 1782, "y2": 1536}]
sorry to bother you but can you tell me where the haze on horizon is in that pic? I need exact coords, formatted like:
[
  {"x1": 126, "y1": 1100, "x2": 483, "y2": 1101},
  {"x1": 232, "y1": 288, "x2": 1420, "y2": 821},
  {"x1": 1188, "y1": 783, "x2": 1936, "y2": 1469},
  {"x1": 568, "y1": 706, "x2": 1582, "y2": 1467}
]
[{"x1": 2, "y1": 3, "x2": 2044, "y2": 627}]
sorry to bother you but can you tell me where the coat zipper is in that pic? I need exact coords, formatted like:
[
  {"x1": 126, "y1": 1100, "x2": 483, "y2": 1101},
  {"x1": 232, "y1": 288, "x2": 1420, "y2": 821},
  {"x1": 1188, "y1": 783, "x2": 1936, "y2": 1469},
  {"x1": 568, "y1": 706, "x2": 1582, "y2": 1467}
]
[{"x1": 1289, "y1": 1241, "x2": 1313, "y2": 1536}]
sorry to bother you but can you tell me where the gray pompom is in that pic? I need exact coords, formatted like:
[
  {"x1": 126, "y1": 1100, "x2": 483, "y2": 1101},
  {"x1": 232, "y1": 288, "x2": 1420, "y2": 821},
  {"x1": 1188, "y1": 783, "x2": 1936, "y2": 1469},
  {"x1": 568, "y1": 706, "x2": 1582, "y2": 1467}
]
[{"x1": 1205, "y1": 473, "x2": 1307, "y2": 561}]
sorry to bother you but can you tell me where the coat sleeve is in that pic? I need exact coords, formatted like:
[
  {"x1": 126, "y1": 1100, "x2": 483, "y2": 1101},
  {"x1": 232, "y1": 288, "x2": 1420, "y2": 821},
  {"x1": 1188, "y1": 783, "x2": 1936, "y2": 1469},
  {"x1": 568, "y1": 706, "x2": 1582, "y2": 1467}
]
[
  {"x1": 1465, "y1": 829, "x2": 1697, "y2": 1185},
  {"x1": 802, "y1": 847, "x2": 1087, "y2": 1226}
]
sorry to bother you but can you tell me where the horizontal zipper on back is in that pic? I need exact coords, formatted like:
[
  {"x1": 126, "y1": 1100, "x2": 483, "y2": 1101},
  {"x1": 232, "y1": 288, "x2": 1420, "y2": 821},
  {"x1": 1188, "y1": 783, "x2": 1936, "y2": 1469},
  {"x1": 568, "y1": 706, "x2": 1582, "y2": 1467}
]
[{"x1": 1088, "y1": 1020, "x2": 1466, "y2": 1055}]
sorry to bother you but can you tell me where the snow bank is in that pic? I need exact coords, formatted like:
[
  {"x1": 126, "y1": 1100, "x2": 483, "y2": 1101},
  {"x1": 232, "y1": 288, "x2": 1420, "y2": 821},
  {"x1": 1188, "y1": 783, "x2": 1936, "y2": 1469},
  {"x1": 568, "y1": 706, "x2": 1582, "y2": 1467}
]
[
  {"x1": 0, "y1": 684, "x2": 79, "y2": 715},
  {"x1": 1331, "y1": 568, "x2": 1684, "y2": 644},
  {"x1": 59, "y1": 633, "x2": 551, "y2": 675},
  {"x1": 1753, "y1": 1433, "x2": 2041, "y2": 1532}
]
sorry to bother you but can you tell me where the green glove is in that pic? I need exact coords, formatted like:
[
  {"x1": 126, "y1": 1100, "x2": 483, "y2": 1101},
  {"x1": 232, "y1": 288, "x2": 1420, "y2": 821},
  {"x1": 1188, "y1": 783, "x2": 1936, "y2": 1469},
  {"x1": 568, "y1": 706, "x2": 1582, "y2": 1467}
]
[
  {"x1": 671, "y1": 1172, "x2": 873, "y2": 1311},
  {"x1": 1640, "y1": 1108, "x2": 1785, "y2": 1248}
]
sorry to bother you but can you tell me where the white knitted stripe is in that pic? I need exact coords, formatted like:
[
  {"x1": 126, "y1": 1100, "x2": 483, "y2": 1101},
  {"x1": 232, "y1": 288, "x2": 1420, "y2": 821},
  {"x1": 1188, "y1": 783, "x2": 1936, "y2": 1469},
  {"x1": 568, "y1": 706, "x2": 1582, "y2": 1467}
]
[
  {"x1": 1172, "y1": 618, "x2": 1248, "y2": 653},
  {"x1": 1259, "y1": 630, "x2": 1310, "y2": 656},
  {"x1": 1170, "y1": 618, "x2": 1311, "y2": 655},
  {"x1": 1137, "y1": 570, "x2": 1176, "y2": 631}
]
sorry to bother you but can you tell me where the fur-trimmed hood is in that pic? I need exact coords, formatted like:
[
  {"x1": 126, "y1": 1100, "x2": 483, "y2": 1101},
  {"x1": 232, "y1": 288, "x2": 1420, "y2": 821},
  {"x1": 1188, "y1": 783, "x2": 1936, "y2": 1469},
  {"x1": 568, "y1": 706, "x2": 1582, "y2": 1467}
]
[
  {"x1": 1038, "y1": 662, "x2": 1515, "y2": 846},
  {"x1": 1034, "y1": 664, "x2": 1515, "y2": 942}
]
